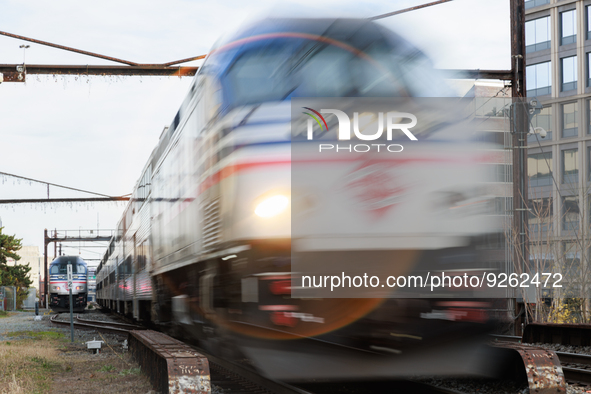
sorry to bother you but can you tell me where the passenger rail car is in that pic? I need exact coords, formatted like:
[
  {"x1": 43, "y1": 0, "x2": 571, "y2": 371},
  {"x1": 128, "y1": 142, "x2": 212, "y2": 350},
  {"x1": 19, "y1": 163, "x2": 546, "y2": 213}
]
[
  {"x1": 49, "y1": 256, "x2": 88, "y2": 313},
  {"x1": 97, "y1": 18, "x2": 501, "y2": 381}
]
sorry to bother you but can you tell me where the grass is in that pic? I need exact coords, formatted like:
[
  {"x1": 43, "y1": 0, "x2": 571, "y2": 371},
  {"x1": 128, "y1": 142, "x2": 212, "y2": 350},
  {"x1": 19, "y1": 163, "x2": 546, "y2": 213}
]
[
  {"x1": 0, "y1": 310, "x2": 10, "y2": 318},
  {"x1": 98, "y1": 364, "x2": 116, "y2": 373},
  {"x1": 119, "y1": 367, "x2": 141, "y2": 376},
  {"x1": 0, "y1": 337, "x2": 63, "y2": 394},
  {"x1": 31, "y1": 356, "x2": 60, "y2": 370},
  {"x1": 0, "y1": 330, "x2": 153, "y2": 393},
  {"x1": 5, "y1": 331, "x2": 64, "y2": 340}
]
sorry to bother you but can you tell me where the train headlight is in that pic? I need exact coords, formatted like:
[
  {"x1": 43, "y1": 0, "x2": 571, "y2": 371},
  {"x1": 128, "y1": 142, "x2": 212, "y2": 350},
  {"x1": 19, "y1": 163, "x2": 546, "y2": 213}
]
[{"x1": 255, "y1": 195, "x2": 289, "y2": 218}]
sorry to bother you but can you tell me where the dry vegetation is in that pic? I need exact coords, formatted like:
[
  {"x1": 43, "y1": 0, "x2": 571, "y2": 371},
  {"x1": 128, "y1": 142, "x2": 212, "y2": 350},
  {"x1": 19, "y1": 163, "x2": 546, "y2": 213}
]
[{"x1": 0, "y1": 331, "x2": 153, "y2": 394}]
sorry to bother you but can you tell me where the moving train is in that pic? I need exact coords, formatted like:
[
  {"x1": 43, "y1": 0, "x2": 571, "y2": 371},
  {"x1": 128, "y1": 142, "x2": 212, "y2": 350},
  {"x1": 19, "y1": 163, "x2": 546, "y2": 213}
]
[
  {"x1": 97, "y1": 18, "x2": 503, "y2": 380},
  {"x1": 48, "y1": 255, "x2": 88, "y2": 313}
]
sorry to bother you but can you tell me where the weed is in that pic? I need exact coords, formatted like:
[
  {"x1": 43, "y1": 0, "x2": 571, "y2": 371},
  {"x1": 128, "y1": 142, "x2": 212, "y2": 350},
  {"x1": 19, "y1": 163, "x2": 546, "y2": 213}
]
[
  {"x1": 31, "y1": 356, "x2": 58, "y2": 370},
  {"x1": 0, "y1": 339, "x2": 61, "y2": 393},
  {"x1": 98, "y1": 364, "x2": 116, "y2": 373},
  {"x1": 119, "y1": 367, "x2": 141, "y2": 376},
  {"x1": 6, "y1": 331, "x2": 64, "y2": 340}
]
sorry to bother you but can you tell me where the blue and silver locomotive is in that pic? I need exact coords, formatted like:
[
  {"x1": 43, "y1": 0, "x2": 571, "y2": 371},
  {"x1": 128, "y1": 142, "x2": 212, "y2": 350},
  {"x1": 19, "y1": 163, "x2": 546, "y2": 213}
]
[{"x1": 48, "y1": 256, "x2": 88, "y2": 313}]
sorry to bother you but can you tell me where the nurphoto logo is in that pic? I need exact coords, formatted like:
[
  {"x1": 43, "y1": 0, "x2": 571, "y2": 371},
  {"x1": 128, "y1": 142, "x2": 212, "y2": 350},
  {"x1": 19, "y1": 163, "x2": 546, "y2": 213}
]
[{"x1": 302, "y1": 107, "x2": 418, "y2": 153}]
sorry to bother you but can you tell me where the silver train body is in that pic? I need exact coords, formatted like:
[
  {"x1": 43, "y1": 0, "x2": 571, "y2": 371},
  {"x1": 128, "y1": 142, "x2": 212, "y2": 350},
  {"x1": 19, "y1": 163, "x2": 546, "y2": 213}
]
[
  {"x1": 97, "y1": 18, "x2": 503, "y2": 381},
  {"x1": 48, "y1": 256, "x2": 88, "y2": 313}
]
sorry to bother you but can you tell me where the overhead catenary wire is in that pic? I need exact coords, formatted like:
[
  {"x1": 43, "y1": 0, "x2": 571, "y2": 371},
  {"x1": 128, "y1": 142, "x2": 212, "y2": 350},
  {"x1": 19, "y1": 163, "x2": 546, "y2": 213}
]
[
  {"x1": 0, "y1": 171, "x2": 130, "y2": 199},
  {"x1": 370, "y1": 0, "x2": 454, "y2": 20},
  {"x1": 0, "y1": 1, "x2": 464, "y2": 79}
]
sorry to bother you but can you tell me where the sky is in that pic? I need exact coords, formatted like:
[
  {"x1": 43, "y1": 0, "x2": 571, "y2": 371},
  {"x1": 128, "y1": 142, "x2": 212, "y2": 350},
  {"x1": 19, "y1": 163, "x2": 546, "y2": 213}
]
[{"x1": 0, "y1": 0, "x2": 510, "y2": 266}]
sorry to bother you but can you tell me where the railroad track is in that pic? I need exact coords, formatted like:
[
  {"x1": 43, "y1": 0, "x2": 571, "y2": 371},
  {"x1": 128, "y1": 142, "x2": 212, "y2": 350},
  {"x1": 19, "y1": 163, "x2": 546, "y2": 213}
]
[
  {"x1": 490, "y1": 334, "x2": 522, "y2": 343},
  {"x1": 556, "y1": 351, "x2": 591, "y2": 386},
  {"x1": 185, "y1": 343, "x2": 316, "y2": 394},
  {"x1": 49, "y1": 310, "x2": 515, "y2": 394},
  {"x1": 50, "y1": 312, "x2": 314, "y2": 394},
  {"x1": 296, "y1": 380, "x2": 468, "y2": 394},
  {"x1": 49, "y1": 313, "x2": 144, "y2": 335},
  {"x1": 75, "y1": 314, "x2": 145, "y2": 330},
  {"x1": 489, "y1": 334, "x2": 591, "y2": 385}
]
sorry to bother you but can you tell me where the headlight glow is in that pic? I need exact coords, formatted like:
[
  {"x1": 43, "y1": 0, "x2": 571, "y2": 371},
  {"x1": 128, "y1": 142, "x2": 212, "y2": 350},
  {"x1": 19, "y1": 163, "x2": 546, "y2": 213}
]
[{"x1": 255, "y1": 195, "x2": 289, "y2": 218}]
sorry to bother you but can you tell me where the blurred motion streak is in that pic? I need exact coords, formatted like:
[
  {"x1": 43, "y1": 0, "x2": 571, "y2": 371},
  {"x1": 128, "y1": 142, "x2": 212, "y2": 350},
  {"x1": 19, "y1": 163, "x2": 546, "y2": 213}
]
[{"x1": 93, "y1": 17, "x2": 509, "y2": 382}]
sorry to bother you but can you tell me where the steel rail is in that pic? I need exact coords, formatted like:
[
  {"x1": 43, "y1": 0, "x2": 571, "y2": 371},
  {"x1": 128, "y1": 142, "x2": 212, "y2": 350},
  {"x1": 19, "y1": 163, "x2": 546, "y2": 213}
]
[
  {"x1": 189, "y1": 343, "x2": 313, "y2": 394},
  {"x1": 555, "y1": 352, "x2": 591, "y2": 385},
  {"x1": 556, "y1": 352, "x2": 591, "y2": 366},
  {"x1": 75, "y1": 314, "x2": 145, "y2": 331},
  {"x1": 490, "y1": 334, "x2": 522, "y2": 343},
  {"x1": 561, "y1": 366, "x2": 591, "y2": 385},
  {"x1": 398, "y1": 382, "x2": 468, "y2": 394},
  {"x1": 50, "y1": 313, "x2": 130, "y2": 335},
  {"x1": 54, "y1": 309, "x2": 310, "y2": 393}
]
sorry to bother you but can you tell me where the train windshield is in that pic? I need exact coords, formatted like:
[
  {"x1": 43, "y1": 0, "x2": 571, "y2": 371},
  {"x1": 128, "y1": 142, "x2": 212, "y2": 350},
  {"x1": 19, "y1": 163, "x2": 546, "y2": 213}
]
[
  {"x1": 221, "y1": 39, "x2": 449, "y2": 110},
  {"x1": 50, "y1": 260, "x2": 86, "y2": 275}
]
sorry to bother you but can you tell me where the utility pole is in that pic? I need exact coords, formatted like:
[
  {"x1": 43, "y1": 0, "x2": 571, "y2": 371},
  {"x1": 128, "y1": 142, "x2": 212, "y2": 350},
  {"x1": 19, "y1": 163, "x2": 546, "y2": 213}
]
[
  {"x1": 510, "y1": 0, "x2": 529, "y2": 335},
  {"x1": 43, "y1": 228, "x2": 48, "y2": 308}
]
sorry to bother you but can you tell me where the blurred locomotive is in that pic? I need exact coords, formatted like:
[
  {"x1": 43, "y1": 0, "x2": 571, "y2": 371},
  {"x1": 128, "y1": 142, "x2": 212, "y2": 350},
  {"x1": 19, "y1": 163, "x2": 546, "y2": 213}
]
[
  {"x1": 97, "y1": 18, "x2": 503, "y2": 380},
  {"x1": 48, "y1": 255, "x2": 88, "y2": 313}
]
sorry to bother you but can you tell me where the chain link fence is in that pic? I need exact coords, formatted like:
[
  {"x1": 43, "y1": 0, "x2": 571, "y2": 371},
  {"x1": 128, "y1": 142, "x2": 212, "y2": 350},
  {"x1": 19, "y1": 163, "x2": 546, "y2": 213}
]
[{"x1": 0, "y1": 286, "x2": 17, "y2": 311}]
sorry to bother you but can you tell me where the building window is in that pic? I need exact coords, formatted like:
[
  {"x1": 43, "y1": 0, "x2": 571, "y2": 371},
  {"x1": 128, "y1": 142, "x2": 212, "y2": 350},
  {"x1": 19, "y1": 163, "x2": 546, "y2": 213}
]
[
  {"x1": 528, "y1": 152, "x2": 552, "y2": 186},
  {"x1": 527, "y1": 61, "x2": 552, "y2": 97},
  {"x1": 588, "y1": 6, "x2": 591, "y2": 40},
  {"x1": 588, "y1": 147, "x2": 591, "y2": 180},
  {"x1": 529, "y1": 197, "x2": 553, "y2": 233},
  {"x1": 525, "y1": 0, "x2": 549, "y2": 9},
  {"x1": 562, "y1": 56, "x2": 577, "y2": 91},
  {"x1": 528, "y1": 106, "x2": 552, "y2": 143},
  {"x1": 561, "y1": 9, "x2": 577, "y2": 45},
  {"x1": 526, "y1": 16, "x2": 551, "y2": 53},
  {"x1": 563, "y1": 241, "x2": 581, "y2": 282},
  {"x1": 562, "y1": 196, "x2": 580, "y2": 231},
  {"x1": 562, "y1": 148, "x2": 579, "y2": 183},
  {"x1": 588, "y1": 53, "x2": 591, "y2": 87},
  {"x1": 562, "y1": 102, "x2": 578, "y2": 138}
]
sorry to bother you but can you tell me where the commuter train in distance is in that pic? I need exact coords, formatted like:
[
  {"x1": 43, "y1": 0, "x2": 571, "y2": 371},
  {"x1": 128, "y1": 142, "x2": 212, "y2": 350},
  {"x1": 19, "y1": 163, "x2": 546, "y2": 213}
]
[
  {"x1": 48, "y1": 256, "x2": 88, "y2": 313},
  {"x1": 97, "y1": 17, "x2": 504, "y2": 381}
]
